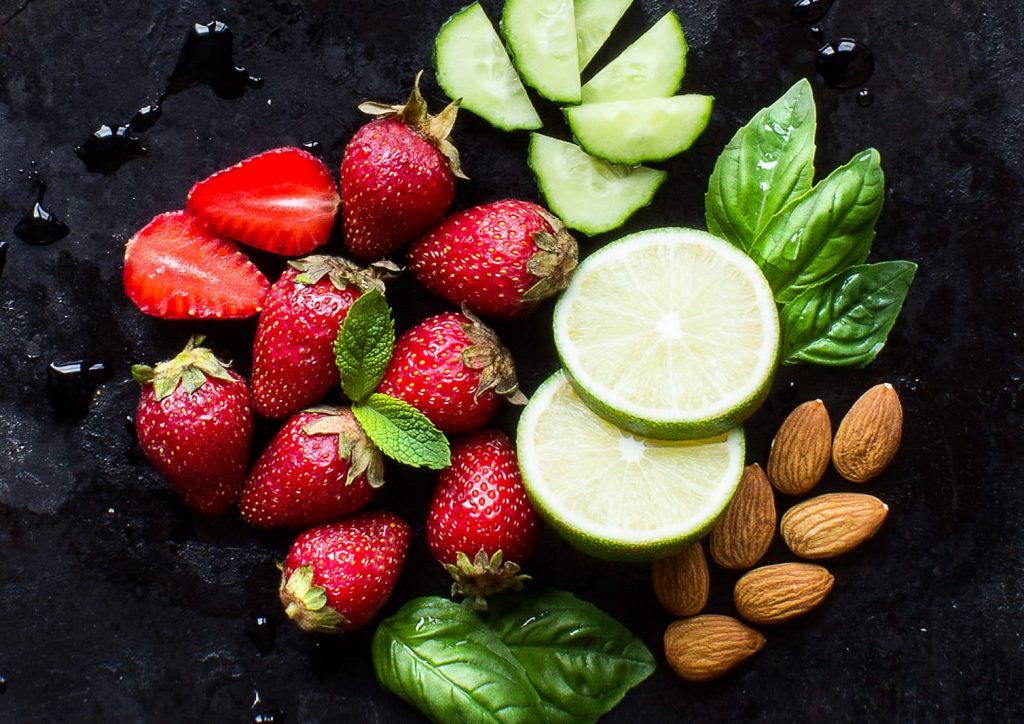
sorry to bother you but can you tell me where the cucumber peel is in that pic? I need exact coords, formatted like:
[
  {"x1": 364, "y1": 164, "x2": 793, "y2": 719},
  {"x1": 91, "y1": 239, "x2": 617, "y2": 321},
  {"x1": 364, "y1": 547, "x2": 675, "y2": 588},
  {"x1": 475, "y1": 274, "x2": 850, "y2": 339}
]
[{"x1": 502, "y1": 0, "x2": 581, "y2": 103}]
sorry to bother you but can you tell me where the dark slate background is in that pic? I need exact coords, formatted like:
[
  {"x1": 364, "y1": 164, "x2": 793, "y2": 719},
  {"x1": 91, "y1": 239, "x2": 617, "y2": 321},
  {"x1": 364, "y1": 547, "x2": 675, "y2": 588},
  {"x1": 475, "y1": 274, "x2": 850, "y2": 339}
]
[{"x1": 1, "y1": 0, "x2": 1022, "y2": 721}]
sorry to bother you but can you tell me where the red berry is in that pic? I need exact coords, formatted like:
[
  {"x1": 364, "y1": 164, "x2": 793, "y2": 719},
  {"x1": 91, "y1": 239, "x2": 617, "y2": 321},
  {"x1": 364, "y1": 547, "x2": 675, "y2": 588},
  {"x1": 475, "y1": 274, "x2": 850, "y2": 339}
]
[
  {"x1": 251, "y1": 256, "x2": 399, "y2": 419},
  {"x1": 408, "y1": 200, "x2": 578, "y2": 319},
  {"x1": 279, "y1": 511, "x2": 411, "y2": 634},
  {"x1": 133, "y1": 337, "x2": 253, "y2": 514},
  {"x1": 240, "y1": 406, "x2": 381, "y2": 529},
  {"x1": 187, "y1": 147, "x2": 340, "y2": 256},
  {"x1": 123, "y1": 211, "x2": 269, "y2": 320},
  {"x1": 427, "y1": 429, "x2": 540, "y2": 608},
  {"x1": 376, "y1": 310, "x2": 526, "y2": 433}
]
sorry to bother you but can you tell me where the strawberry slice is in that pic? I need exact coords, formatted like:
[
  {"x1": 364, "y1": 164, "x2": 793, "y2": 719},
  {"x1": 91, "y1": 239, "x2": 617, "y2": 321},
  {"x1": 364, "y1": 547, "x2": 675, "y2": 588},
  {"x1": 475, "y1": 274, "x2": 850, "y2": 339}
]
[
  {"x1": 187, "y1": 147, "x2": 340, "y2": 256},
  {"x1": 123, "y1": 211, "x2": 270, "y2": 319}
]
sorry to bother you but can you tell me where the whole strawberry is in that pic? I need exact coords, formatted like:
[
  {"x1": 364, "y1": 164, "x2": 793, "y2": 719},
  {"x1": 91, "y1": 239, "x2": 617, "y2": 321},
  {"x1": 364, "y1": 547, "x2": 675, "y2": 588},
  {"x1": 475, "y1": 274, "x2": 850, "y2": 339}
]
[
  {"x1": 279, "y1": 511, "x2": 411, "y2": 634},
  {"x1": 251, "y1": 255, "x2": 399, "y2": 419},
  {"x1": 132, "y1": 336, "x2": 253, "y2": 515},
  {"x1": 376, "y1": 310, "x2": 526, "y2": 433},
  {"x1": 408, "y1": 200, "x2": 578, "y2": 319},
  {"x1": 427, "y1": 429, "x2": 540, "y2": 608},
  {"x1": 341, "y1": 71, "x2": 466, "y2": 260},
  {"x1": 240, "y1": 406, "x2": 382, "y2": 529}
]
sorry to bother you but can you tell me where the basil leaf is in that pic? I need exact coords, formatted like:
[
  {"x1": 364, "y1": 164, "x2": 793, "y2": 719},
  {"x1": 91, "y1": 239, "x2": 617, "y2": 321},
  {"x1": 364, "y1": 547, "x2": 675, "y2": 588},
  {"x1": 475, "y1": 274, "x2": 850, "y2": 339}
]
[
  {"x1": 372, "y1": 597, "x2": 545, "y2": 724},
  {"x1": 705, "y1": 78, "x2": 816, "y2": 251},
  {"x1": 752, "y1": 149, "x2": 885, "y2": 303},
  {"x1": 352, "y1": 393, "x2": 451, "y2": 469},
  {"x1": 333, "y1": 289, "x2": 395, "y2": 403},
  {"x1": 780, "y1": 261, "x2": 917, "y2": 367},
  {"x1": 480, "y1": 587, "x2": 655, "y2": 724}
]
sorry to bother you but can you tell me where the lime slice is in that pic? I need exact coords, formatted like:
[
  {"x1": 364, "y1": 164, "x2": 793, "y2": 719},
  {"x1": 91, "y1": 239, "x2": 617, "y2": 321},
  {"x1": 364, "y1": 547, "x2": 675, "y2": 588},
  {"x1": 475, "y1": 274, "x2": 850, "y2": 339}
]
[
  {"x1": 554, "y1": 228, "x2": 779, "y2": 440},
  {"x1": 517, "y1": 371, "x2": 745, "y2": 561}
]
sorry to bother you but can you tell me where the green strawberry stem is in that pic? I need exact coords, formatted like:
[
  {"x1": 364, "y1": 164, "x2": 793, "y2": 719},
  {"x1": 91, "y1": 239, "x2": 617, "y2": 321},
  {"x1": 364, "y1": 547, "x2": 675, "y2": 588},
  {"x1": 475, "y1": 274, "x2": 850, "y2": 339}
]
[
  {"x1": 131, "y1": 335, "x2": 234, "y2": 401},
  {"x1": 279, "y1": 564, "x2": 349, "y2": 635},
  {"x1": 445, "y1": 549, "x2": 531, "y2": 611}
]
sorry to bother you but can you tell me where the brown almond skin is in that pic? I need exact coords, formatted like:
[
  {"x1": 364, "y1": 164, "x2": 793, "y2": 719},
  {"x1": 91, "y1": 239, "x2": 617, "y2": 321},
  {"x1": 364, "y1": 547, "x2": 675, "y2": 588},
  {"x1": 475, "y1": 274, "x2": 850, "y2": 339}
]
[
  {"x1": 652, "y1": 543, "x2": 709, "y2": 617},
  {"x1": 767, "y1": 400, "x2": 832, "y2": 495},
  {"x1": 734, "y1": 562, "x2": 834, "y2": 624},
  {"x1": 710, "y1": 464, "x2": 776, "y2": 570},
  {"x1": 832, "y1": 383, "x2": 903, "y2": 483},
  {"x1": 781, "y1": 493, "x2": 889, "y2": 559},
  {"x1": 664, "y1": 615, "x2": 765, "y2": 682}
]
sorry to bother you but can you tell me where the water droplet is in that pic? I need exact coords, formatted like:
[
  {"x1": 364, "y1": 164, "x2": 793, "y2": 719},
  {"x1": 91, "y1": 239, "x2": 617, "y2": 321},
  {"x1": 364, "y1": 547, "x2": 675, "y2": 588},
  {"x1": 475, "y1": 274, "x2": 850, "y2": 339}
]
[
  {"x1": 131, "y1": 103, "x2": 163, "y2": 132},
  {"x1": 47, "y1": 360, "x2": 112, "y2": 422},
  {"x1": 856, "y1": 88, "x2": 874, "y2": 107},
  {"x1": 167, "y1": 21, "x2": 262, "y2": 100},
  {"x1": 246, "y1": 615, "x2": 277, "y2": 656},
  {"x1": 809, "y1": 25, "x2": 824, "y2": 42},
  {"x1": 14, "y1": 183, "x2": 70, "y2": 246},
  {"x1": 817, "y1": 39, "x2": 875, "y2": 89},
  {"x1": 251, "y1": 690, "x2": 285, "y2": 724},
  {"x1": 75, "y1": 124, "x2": 147, "y2": 174},
  {"x1": 301, "y1": 140, "x2": 322, "y2": 155},
  {"x1": 0, "y1": 240, "x2": 7, "y2": 278},
  {"x1": 791, "y1": 0, "x2": 835, "y2": 23},
  {"x1": 0, "y1": 673, "x2": 7, "y2": 694}
]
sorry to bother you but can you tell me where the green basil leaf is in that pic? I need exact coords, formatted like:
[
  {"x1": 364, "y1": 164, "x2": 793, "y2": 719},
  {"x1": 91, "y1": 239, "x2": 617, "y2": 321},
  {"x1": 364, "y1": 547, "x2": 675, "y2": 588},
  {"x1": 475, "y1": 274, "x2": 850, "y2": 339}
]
[
  {"x1": 333, "y1": 289, "x2": 395, "y2": 403},
  {"x1": 372, "y1": 597, "x2": 545, "y2": 724},
  {"x1": 780, "y1": 261, "x2": 917, "y2": 367},
  {"x1": 752, "y1": 148, "x2": 885, "y2": 303},
  {"x1": 352, "y1": 393, "x2": 451, "y2": 469},
  {"x1": 705, "y1": 78, "x2": 816, "y2": 251},
  {"x1": 479, "y1": 586, "x2": 655, "y2": 724}
]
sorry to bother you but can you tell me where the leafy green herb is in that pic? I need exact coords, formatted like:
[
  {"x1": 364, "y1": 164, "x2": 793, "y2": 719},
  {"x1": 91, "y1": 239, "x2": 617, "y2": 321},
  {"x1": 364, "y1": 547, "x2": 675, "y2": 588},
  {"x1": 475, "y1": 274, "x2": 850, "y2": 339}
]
[
  {"x1": 352, "y1": 393, "x2": 451, "y2": 469},
  {"x1": 752, "y1": 149, "x2": 884, "y2": 303},
  {"x1": 333, "y1": 290, "x2": 395, "y2": 403},
  {"x1": 705, "y1": 78, "x2": 817, "y2": 251},
  {"x1": 779, "y1": 261, "x2": 917, "y2": 367}
]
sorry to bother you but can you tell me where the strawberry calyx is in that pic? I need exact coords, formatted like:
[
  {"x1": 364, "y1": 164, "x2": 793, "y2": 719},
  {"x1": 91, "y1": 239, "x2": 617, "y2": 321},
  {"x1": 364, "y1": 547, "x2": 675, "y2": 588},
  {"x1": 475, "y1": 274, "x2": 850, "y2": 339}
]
[
  {"x1": 522, "y1": 210, "x2": 579, "y2": 305},
  {"x1": 131, "y1": 335, "x2": 234, "y2": 401},
  {"x1": 459, "y1": 308, "x2": 529, "y2": 406},
  {"x1": 288, "y1": 255, "x2": 402, "y2": 295},
  {"x1": 278, "y1": 563, "x2": 349, "y2": 635},
  {"x1": 302, "y1": 405, "x2": 386, "y2": 488},
  {"x1": 358, "y1": 70, "x2": 468, "y2": 180},
  {"x1": 444, "y1": 549, "x2": 531, "y2": 611}
]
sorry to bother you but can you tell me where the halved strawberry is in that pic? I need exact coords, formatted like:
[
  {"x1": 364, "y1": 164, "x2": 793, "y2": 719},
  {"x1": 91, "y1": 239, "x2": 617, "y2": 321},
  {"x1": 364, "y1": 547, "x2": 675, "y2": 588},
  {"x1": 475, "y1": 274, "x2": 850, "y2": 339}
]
[
  {"x1": 123, "y1": 211, "x2": 269, "y2": 319},
  {"x1": 187, "y1": 147, "x2": 340, "y2": 256}
]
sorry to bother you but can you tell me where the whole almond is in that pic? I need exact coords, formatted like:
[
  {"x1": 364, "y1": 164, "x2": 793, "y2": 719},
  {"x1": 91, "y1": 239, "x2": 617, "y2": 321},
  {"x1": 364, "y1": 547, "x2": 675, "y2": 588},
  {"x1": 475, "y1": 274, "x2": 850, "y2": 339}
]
[
  {"x1": 664, "y1": 615, "x2": 765, "y2": 682},
  {"x1": 710, "y1": 464, "x2": 776, "y2": 570},
  {"x1": 734, "y1": 562, "x2": 834, "y2": 624},
  {"x1": 781, "y1": 493, "x2": 888, "y2": 559},
  {"x1": 767, "y1": 400, "x2": 832, "y2": 495},
  {"x1": 652, "y1": 542, "x2": 709, "y2": 616},
  {"x1": 832, "y1": 383, "x2": 903, "y2": 483}
]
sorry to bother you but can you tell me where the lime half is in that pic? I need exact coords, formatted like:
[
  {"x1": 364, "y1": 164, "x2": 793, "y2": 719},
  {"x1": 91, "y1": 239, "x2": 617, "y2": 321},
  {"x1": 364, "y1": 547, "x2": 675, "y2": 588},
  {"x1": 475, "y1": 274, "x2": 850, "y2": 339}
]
[
  {"x1": 517, "y1": 371, "x2": 745, "y2": 561},
  {"x1": 554, "y1": 227, "x2": 779, "y2": 440}
]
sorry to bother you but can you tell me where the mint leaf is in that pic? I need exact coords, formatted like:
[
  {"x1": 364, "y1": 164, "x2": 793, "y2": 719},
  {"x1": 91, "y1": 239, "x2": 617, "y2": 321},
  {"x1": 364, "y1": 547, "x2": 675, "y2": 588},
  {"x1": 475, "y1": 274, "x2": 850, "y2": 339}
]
[
  {"x1": 353, "y1": 394, "x2": 450, "y2": 469},
  {"x1": 333, "y1": 290, "x2": 395, "y2": 403}
]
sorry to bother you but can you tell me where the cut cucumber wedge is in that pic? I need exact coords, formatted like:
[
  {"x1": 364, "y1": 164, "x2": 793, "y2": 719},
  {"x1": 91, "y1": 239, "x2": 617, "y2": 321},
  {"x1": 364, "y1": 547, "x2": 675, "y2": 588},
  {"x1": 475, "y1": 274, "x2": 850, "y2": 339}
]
[
  {"x1": 581, "y1": 11, "x2": 687, "y2": 103},
  {"x1": 435, "y1": 2, "x2": 542, "y2": 131},
  {"x1": 502, "y1": 0, "x2": 581, "y2": 103},
  {"x1": 565, "y1": 95, "x2": 713, "y2": 164},
  {"x1": 528, "y1": 134, "x2": 667, "y2": 236},
  {"x1": 574, "y1": 0, "x2": 633, "y2": 71}
]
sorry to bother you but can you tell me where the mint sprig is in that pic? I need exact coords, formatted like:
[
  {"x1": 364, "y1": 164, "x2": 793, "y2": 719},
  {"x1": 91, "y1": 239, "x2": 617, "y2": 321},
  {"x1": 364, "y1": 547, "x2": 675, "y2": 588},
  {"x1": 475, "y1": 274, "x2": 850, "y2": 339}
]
[{"x1": 353, "y1": 394, "x2": 451, "y2": 470}]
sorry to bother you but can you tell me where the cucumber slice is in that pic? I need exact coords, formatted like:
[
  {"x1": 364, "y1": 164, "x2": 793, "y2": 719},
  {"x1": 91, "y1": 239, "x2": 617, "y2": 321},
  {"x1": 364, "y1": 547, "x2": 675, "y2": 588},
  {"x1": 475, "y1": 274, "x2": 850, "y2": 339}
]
[
  {"x1": 565, "y1": 95, "x2": 713, "y2": 164},
  {"x1": 528, "y1": 134, "x2": 667, "y2": 236},
  {"x1": 575, "y1": 0, "x2": 633, "y2": 71},
  {"x1": 435, "y1": 2, "x2": 542, "y2": 131},
  {"x1": 581, "y1": 11, "x2": 687, "y2": 103},
  {"x1": 502, "y1": 0, "x2": 581, "y2": 103}
]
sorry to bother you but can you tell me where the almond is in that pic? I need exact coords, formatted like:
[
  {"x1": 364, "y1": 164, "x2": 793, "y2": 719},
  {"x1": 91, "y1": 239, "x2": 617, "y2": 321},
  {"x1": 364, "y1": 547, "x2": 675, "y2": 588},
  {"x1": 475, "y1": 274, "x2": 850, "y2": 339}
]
[
  {"x1": 709, "y1": 464, "x2": 776, "y2": 570},
  {"x1": 734, "y1": 562, "x2": 834, "y2": 624},
  {"x1": 663, "y1": 615, "x2": 765, "y2": 682},
  {"x1": 781, "y1": 493, "x2": 888, "y2": 559},
  {"x1": 832, "y1": 383, "x2": 903, "y2": 483},
  {"x1": 767, "y1": 399, "x2": 832, "y2": 495},
  {"x1": 652, "y1": 542, "x2": 708, "y2": 616}
]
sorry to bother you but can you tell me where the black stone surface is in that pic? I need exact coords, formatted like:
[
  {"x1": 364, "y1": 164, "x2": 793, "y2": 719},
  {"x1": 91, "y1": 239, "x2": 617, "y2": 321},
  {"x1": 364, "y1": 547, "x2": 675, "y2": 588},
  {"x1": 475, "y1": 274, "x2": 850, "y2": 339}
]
[{"x1": 1, "y1": 0, "x2": 1022, "y2": 721}]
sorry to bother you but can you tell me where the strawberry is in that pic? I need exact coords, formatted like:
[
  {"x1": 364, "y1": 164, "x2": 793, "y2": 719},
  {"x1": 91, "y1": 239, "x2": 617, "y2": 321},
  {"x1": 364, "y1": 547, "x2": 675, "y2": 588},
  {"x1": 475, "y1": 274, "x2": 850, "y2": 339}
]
[
  {"x1": 123, "y1": 211, "x2": 269, "y2": 319},
  {"x1": 376, "y1": 310, "x2": 526, "y2": 433},
  {"x1": 341, "y1": 71, "x2": 466, "y2": 260},
  {"x1": 250, "y1": 255, "x2": 399, "y2": 419},
  {"x1": 132, "y1": 337, "x2": 254, "y2": 514},
  {"x1": 408, "y1": 200, "x2": 578, "y2": 319},
  {"x1": 240, "y1": 406, "x2": 382, "y2": 529},
  {"x1": 187, "y1": 146, "x2": 340, "y2": 256},
  {"x1": 279, "y1": 511, "x2": 411, "y2": 634},
  {"x1": 427, "y1": 429, "x2": 540, "y2": 608}
]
